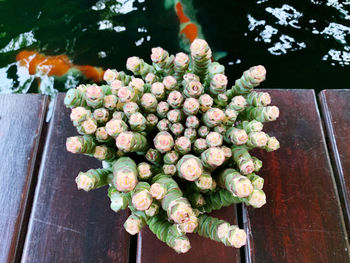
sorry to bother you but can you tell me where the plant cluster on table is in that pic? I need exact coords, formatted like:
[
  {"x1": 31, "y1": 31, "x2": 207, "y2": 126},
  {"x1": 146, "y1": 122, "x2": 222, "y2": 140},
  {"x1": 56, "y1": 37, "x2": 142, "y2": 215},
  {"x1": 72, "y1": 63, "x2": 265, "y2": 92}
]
[{"x1": 64, "y1": 39, "x2": 280, "y2": 253}]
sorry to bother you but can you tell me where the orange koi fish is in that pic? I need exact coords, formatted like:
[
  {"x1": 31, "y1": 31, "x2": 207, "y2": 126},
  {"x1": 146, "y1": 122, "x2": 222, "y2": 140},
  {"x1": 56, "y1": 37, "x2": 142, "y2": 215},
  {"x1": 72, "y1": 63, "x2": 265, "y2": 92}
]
[
  {"x1": 166, "y1": 0, "x2": 203, "y2": 49},
  {"x1": 16, "y1": 50, "x2": 105, "y2": 82},
  {"x1": 165, "y1": 0, "x2": 227, "y2": 59}
]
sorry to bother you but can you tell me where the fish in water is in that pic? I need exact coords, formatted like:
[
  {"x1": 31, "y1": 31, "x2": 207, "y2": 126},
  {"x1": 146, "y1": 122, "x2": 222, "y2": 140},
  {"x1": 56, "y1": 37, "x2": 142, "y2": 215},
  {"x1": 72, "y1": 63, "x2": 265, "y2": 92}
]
[
  {"x1": 165, "y1": 0, "x2": 227, "y2": 60},
  {"x1": 16, "y1": 50, "x2": 105, "y2": 83}
]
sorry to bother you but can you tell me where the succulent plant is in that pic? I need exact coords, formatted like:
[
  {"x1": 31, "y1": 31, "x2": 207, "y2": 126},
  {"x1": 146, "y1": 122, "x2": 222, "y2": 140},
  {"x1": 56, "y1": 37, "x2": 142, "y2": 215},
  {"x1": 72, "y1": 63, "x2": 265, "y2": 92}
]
[{"x1": 64, "y1": 39, "x2": 280, "y2": 253}]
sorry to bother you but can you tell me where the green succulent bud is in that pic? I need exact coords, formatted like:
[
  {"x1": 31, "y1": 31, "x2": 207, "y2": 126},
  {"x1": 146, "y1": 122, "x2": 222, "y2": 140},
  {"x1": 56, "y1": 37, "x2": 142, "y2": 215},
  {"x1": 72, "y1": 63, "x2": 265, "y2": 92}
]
[
  {"x1": 70, "y1": 107, "x2": 91, "y2": 125},
  {"x1": 146, "y1": 148, "x2": 162, "y2": 166},
  {"x1": 167, "y1": 90, "x2": 184, "y2": 109},
  {"x1": 193, "y1": 138, "x2": 208, "y2": 154},
  {"x1": 151, "y1": 82, "x2": 166, "y2": 100},
  {"x1": 157, "y1": 101, "x2": 170, "y2": 118},
  {"x1": 66, "y1": 135, "x2": 96, "y2": 155},
  {"x1": 190, "y1": 39, "x2": 212, "y2": 82},
  {"x1": 64, "y1": 88, "x2": 86, "y2": 108},
  {"x1": 174, "y1": 136, "x2": 191, "y2": 155},
  {"x1": 245, "y1": 91, "x2": 271, "y2": 106},
  {"x1": 93, "y1": 145, "x2": 116, "y2": 161},
  {"x1": 75, "y1": 168, "x2": 111, "y2": 192},
  {"x1": 137, "y1": 162, "x2": 153, "y2": 180},
  {"x1": 103, "y1": 94, "x2": 118, "y2": 110},
  {"x1": 163, "y1": 150, "x2": 180, "y2": 164},
  {"x1": 226, "y1": 65, "x2": 266, "y2": 98},
  {"x1": 244, "y1": 106, "x2": 280, "y2": 123},
  {"x1": 198, "y1": 126, "x2": 210, "y2": 138},
  {"x1": 123, "y1": 102, "x2": 139, "y2": 118},
  {"x1": 157, "y1": 119, "x2": 170, "y2": 132},
  {"x1": 126, "y1": 56, "x2": 155, "y2": 77},
  {"x1": 184, "y1": 128, "x2": 197, "y2": 142},
  {"x1": 170, "y1": 123, "x2": 184, "y2": 137},
  {"x1": 264, "y1": 136, "x2": 280, "y2": 152},
  {"x1": 93, "y1": 108, "x2": 110, "y2": 123},
  {"x1": 185, "y1": 115, "x2": 200, "y2": 129},
  {"x1": 252, "y1": 156, "x2": 263, "y2": 172},
  {"x1": 247, "y1": 173, "x2": 264, "y2": 190}
]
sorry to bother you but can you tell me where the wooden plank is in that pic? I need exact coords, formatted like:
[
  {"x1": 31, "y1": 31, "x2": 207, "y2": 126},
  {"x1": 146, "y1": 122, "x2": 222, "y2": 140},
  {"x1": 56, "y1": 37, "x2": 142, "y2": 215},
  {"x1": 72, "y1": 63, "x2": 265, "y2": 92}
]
[
  {"x1": 0, "y1": 94, "x2": 47, "y2": 263},
  {"x1": 137, "y1": 204, "x2": 240, "y2": 263},
  {"x1": 319, "y1": 89, "x2": 350, "y2": 233},
  {"x1": 22, "y1": 93, "x2": 130, "y2": 263},
  {"x1": 243, "y1": 89, "x2": 350, "y2": 263}
]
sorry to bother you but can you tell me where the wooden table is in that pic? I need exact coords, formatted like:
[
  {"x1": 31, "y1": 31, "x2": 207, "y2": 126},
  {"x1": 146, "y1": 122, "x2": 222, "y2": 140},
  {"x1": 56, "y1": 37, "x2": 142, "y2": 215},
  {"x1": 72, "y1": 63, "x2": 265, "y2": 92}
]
[
  {"x1": 319, "y1": 90, "x2": 350, "y2": 235},
  {"x1": 0, "y1": 90, "x2": 349, "y2": 263}
]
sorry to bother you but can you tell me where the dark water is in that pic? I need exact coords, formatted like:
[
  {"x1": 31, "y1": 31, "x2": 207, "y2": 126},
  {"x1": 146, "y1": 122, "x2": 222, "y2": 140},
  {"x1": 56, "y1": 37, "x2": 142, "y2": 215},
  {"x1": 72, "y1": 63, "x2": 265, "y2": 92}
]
[{"x1": 0, "y1": 0, "x2": 350, "y2": 96}]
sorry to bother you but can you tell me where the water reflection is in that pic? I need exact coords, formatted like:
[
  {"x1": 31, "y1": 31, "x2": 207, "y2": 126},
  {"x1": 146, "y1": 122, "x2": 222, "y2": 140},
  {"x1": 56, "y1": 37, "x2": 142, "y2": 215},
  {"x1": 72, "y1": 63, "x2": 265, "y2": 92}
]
[
  {"x1": 245, "y1": 1, "x2": 350, "y2": 66},
  {"x1": 322, "y1": 48, "x2": 350, "y2": 66},
  {"x1": 247, "y1": 12, "x2": 306, "y2": 55},
  {"x1": 268, "y1": 35, "x2": 306, "y2": 55},
  {"x1": 325, "y1": 0, "x2": 350, "y2": 20},
  {"x1": 321, "y1": 22, "x2": 350, "y2": 44},
  {"x1": 92, "y1": 0, "x2": 138, "y2": 14},
  {"x1": 265, "y1": 4, "x2": 302, "y2": 29},
  {"x1": 0, "y1": 31, "x2": 37, "y2": 54},
  {"x1": 0, "y1": 0, "x2": 349, "y2": 97}
]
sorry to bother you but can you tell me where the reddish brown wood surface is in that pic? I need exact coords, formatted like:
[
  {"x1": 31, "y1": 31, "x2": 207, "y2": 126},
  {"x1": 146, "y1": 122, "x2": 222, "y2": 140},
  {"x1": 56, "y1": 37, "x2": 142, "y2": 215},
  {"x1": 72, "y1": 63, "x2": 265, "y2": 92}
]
[
  {"x1": 0, "y1": 94, "x2": 47, "y2": 263},
  {"x1": 22, "y1": 93, "x2": 130, "y2": 263},
  {"x1": 319, "y1": 90, "x2": 350, "y2": 233},
  {"x1": 243, "y1": 89, "x2": 350, "y2": 263},
  {"x1": 137, "y1": 206, "x2": 240, "y2": 263}
]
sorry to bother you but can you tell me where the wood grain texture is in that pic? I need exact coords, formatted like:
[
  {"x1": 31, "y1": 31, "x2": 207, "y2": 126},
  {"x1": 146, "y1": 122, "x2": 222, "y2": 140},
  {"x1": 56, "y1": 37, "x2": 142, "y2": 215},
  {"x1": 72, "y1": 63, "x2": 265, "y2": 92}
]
[
  {"x1": 22, "y1": 93, "x2": 130, "y2": 263},
  {"x1": 319, "y1": 90, "x2": 350, "y2": 233},
  {"x1": 243, "y1": 89, "x2": 350, "y2": 263},
  {"x1": 0, "y1": 94, "x2": 47, "y2": 263},
  {"x1": 137, "y1": 206, "x2": 240, "y2": 263}
]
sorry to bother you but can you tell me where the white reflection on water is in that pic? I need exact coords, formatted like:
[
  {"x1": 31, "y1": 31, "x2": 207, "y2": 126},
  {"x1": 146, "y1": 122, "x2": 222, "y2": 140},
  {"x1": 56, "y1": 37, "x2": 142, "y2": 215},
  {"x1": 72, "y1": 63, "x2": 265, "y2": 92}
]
[
  {"x1": 98, "y1": 51, "x2": 107, "y2": 58},
  {"x1": 0, "y1": 65, "x2": 15, "y2": 93},
  {"x1": 268, "y1": 35, "x2": 306, "y2": 55},
  {"x1": 326, "y1": 0, "x2": 350, "y2": 20},
  {"x1": 111, "y1": 0, "x2": 137, "y2": 14},
  {"x1": 0, "y1": 31, "x2": 37, "y2": 53},
  {"x1": 138, "y1": 27, "x2": 147, "y2": 33},
  {"x1": 92, "y1": 0, "x2": 107, "y2": 11},
  {"x1": 98, "y1": 20, "x2": 114, "y2": 30},
  {"x1": 135, "y1": 37, "x2": 144, "y2": 46},
  {"x1": 228, "y1": 59, "x2": 242, "y2": 66},
  {"x1": 98, "y1": 21, "x2": 126, "y2": 32},
  {"x1": 92, "y1": 0, "x2": 137, "y2": 14},
  {"x1": 266, "y1": 4, "x2": 302, "y2": 29},
  {"x1": 321, "y1": 22, "x2": 350, "y2": 44},
  {"x1": 247, "y1": 14, "x2": 265, "y2": 31},
  {"x1": 0, "y1": 61, "x2": 75, "y2": 95},
  {"x1": 320, "y1": 20, "x2": 350, "y2": 66},
  {"x1": 322, "y1": 47, "x2": 350, "y2": 66},
  {"x1": 247, "y1": 13, "x2": 306, "y2": 55},
  {"x1": 256, "y1": 0, "x2": 269, "y2": 4},
  {"x1": 310, "y1": 0, "x2": 323, "y2": 5},
  {"x1": 95, "y1": 0, "x2": 149, "y2": 48},
  {"x1": 256, "y1": 25, "x2": 278, "y2": 43},
  {"x1": 247, "y1": 1, "x2": 350, "y2": 64},
  {"x1": 114, "y1": 26, "x2": 126, "y2": 32}
]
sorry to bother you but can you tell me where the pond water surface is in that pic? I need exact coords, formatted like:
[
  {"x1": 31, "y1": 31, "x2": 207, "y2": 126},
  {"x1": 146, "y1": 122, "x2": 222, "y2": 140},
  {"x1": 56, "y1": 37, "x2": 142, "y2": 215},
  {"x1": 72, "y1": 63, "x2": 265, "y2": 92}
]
[{"x1": 0, "y1": 0, "x2": 349, "y2": 96}]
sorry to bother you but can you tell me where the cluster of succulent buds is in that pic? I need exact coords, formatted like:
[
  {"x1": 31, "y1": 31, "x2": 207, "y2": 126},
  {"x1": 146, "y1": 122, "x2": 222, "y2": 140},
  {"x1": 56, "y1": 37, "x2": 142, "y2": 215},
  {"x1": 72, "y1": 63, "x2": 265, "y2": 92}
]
[{"x1": 64, "y1": 39, "x2": 280, "y2": 254}]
